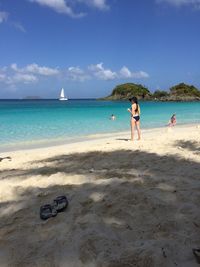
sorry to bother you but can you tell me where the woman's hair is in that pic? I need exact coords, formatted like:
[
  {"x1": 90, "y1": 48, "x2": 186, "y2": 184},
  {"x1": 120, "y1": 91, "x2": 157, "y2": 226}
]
[
  {"x1": 129, "y1": 97, "x2": 139, "y2": 112},
  {"x1": 171, "y1": 114, "x2": 176, "y2": 119}
]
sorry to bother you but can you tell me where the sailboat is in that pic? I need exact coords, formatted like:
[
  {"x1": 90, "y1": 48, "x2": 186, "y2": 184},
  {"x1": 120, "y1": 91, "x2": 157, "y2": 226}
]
[{"x1": 59, "y1": 88, "x2": 68, "y2": 101}]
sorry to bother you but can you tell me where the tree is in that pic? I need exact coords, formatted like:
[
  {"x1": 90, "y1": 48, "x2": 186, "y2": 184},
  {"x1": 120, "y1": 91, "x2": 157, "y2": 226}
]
[
  {"x1": 170, "y1": 83, "x2": 200, "y2": 97},
  {"x1": 110, "y1": 83, "x2": 151, "y2": 100},
  {"x1": 153, "y1": 90, "x2": 169, "y2": 98}
]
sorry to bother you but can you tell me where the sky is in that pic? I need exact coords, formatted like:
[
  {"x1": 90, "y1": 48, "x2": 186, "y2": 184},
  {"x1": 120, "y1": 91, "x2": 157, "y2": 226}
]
[{"x1": 0, "y1": 0, "x2": 200, "y2": 99}]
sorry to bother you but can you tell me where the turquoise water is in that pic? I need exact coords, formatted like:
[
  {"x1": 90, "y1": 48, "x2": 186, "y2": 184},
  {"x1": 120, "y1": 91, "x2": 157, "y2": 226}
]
[{"x1": 0, "y1": 99, "x2": 200, "y2": 148}]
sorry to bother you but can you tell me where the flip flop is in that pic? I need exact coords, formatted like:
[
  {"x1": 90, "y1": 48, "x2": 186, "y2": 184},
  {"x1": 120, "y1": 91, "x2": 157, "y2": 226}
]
[
  {"x1": 0, "y1": 156, "x2": 11, "y2": 162},
  {"x1": 53, "y1": 196, "x2": 68, "y2": 212},
  {"x1": 192, "y1": 248, "x2": 200, "y2": 264},
  {"x1": 40, "y1": 204, "x2": 57, "y2": 220}
]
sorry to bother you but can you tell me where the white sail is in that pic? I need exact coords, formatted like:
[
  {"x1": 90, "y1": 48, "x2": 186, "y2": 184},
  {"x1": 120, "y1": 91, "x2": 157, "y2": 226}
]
[
  {"x1": 59, "y1": 88, "x2": 68, "y2": 101},
  {"x1": 60, "y1": 88, "x2": 65, "y2": 98}
]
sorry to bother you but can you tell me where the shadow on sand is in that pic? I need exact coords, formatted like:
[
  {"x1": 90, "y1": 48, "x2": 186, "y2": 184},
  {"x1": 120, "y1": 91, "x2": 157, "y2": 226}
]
[
  {"x1": 0, "y1": 141, "x2": 200, "y2": 266},
  {"x1": 115, "y1": 138, "x2": 130, "y2": 142},
  {"x1": 175, "y1": 140, "x2": 200, "y2": 154}
]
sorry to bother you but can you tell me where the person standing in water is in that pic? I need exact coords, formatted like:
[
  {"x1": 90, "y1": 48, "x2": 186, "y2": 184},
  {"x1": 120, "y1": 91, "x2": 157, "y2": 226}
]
[
  {"x1": 127, "y1": 97, "x2": 141, "y2": 141},
  {"x1": 168, "y1": 114, "x2": 176, "y2": 127},
  {"x1": 110, "y1": 114, "x2": 116, "y2": 120}
]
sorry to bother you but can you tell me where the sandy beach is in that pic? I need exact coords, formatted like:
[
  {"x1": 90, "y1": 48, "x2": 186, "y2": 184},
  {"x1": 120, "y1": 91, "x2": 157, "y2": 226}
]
[{"x1": 0, "y1": 124, "x2": 200, "y2": 267}]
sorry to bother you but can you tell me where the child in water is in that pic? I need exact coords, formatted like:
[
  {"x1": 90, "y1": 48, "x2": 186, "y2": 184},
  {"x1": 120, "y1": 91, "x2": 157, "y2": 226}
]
[
  {"x1": 168, "y1": 114, "x2": 176, "y2": 127},
  {"x1": 110, "y1": 114, "x2": 116, "y2": 120}
]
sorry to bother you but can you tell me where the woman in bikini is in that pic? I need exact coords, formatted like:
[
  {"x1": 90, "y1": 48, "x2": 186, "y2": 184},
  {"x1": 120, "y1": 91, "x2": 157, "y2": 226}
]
[{"x1": 127, "y1": 97, "x2": 141, "y2": 141}]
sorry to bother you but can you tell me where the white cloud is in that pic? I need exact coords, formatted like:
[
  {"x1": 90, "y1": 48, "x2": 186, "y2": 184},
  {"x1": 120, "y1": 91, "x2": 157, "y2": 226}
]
[
  {"x1": 0, "y1": 73, "x2": 6, "y2": 82},
  {"x1": 26, "y1": 63, "x2": 59, "y2": 75},
  {"x1": 0, "y1": 73, "x2": 38, "y2": 86},
  {"x1": 88, "y1": 64, "x2": 149, "y2": 80},
  {"x1": 89, "y1": 63, "x2": 117, "y2": 80},
  {"x1": 12, "y1": 22, "x2": 26, "y2": 33},
  {"x1": 0, "y1": 62, "x2": 149, "y2": 87},
  {"x1": 28, "y1": 0, "x2": 110, "y2": 18},
  {"x1": 0, "y1": 11, "x2": 26, "y2": 32},
  {"x1": 133, "y1": 71, "x2": 150, "y2": 79},
  {"x1": 7, "y1": 73, "x2": 38, "y2": 84},
  {"x1": 119, "y1": 66, "x2": 132, "y2": 78},
  {"x1": 0, "y1": 63, "x2": 59, "y2": 86},
  {"x1": 29, "y1": 0, "x2": 85, "y2": 18},
  {"x1": 11, "y1": 63, "x2": 59, "y2": 76},
  {"x1": 78, "y1": 0, "x2": 109, "y2": 10},
  {"x1": 120, "y1": 66, "x2": 149, "y2": 79},
  {"x1": 0, "y1": 67, "x2": 7, "y2": 82},
  {"x1": 67, "y1": 66, "x2": 90, "y2": 81},
  {"x1": 92, "y1": 0, "x2": 109, "y2": 9},
  {"x1": 10, "y1": 63, "x2": 18, "y2": 72},
  {"x1": 0, "y1": 11, "x2": 9, "y2": 23},
  {"x1": 157, "y1": 0, "x2": 200, "y2": 8}
]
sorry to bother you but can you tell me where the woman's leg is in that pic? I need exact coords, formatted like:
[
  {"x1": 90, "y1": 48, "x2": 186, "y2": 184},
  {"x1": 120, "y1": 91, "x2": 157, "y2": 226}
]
[
  {"x1": 136, "y1": 120, "x2": 141, "y2": 140},
  {"x1": 130, "y1": 118, "x2": 135, "y2": 141}
]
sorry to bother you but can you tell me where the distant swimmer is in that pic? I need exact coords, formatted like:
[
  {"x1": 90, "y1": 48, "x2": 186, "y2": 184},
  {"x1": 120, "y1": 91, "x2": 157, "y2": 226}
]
[
  {"x1": 110, "y1": 114, "x2": 116, "y2": 120},
  {"x1": 168, "y1": 114, "x2": 176, "y2": 127}
]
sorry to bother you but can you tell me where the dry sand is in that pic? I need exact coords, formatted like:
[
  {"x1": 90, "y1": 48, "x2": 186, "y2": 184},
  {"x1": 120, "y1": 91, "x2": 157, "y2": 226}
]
[{"x1": 0, "y1": 124, "x2": 200, "y2": 267}]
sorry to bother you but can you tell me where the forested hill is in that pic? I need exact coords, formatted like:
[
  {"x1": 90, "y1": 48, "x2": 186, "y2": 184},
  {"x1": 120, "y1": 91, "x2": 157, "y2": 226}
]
[{"x1": 100, "y1": 83, "x2": 200, "y2": 101}]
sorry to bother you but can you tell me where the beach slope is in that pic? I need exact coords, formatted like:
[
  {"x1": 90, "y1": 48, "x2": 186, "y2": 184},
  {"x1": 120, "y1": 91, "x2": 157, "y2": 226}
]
[{"x1": 0, "y1": 125, "x2": 200, "y2": 267}]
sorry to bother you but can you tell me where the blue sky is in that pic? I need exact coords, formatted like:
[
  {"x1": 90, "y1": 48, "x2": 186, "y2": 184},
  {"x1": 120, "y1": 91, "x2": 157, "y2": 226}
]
[{"x1": 0, "y1": 0, "x2": 200, "y2": 99}]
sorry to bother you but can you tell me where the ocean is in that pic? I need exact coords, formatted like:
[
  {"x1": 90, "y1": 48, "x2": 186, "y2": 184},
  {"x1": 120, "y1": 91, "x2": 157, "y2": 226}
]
[{"x1": 0, "y1": 99, "x2": 200, "y2": 150}]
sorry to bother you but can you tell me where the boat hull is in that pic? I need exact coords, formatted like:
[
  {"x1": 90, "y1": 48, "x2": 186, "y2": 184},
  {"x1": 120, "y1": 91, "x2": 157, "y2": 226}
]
[{"x1": 59, "y1": 98, "x2": 68, "y2": 101}]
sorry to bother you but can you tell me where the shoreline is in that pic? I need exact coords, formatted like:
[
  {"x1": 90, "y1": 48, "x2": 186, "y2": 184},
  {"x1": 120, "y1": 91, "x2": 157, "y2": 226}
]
[
  {"x1": 0, "y1": 122, "x2": 199, "y2": 154},
  {"x1": 0, "y1": 123, "x2": 198, "y2": 154}
]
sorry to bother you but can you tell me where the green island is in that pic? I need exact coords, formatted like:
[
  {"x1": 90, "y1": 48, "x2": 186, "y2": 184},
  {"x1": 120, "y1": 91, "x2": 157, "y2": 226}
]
[{"x1": 100, "y1": 82, "x2": 200, "y2": 101}]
